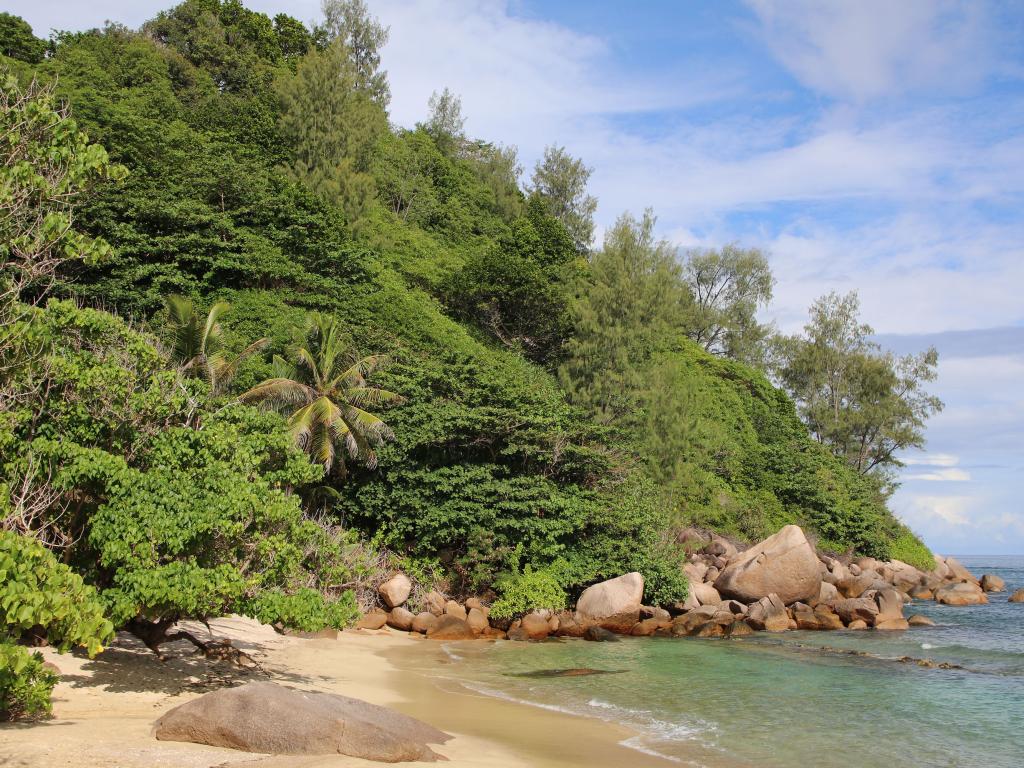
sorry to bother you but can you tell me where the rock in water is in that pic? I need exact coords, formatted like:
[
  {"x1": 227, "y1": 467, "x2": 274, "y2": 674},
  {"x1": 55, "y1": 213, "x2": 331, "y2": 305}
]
[
  {"x1": 980, "y1": 574, "x2": 1005, "y2": 592},
  {"x1": 714, "y1": 525, "x2": 821, "y2": 605},
  {"x1": 378, "y1": 574, "x2": 413, "y2": 609},
  {"x1": 583, "y1": 626, "x2": 620, "y2": 642},
  {"x1": 935, "y1": 582, "x2": 988, "y2": 606},
  {"x1": 154, "y1": 681, "x2": 450, "y2": 761},
  {"x1": 1009, "y1": 588, "x2": 1024, "y2": 603},
  {"x1": 426, "y1": 615, "x2": 475, "y2": 640},
  {"x1": 576, "y1": 572, "x2": 644, "y2": 632}
]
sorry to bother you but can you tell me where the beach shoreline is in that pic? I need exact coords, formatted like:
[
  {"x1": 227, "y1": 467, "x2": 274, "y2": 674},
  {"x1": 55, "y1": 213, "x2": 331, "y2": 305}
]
[{"x1": 0, "y1": 617, "x2": 673, "y2": 768}]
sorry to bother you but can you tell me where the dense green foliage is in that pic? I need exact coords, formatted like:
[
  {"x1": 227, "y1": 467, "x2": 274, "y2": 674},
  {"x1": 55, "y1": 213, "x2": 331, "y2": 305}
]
[
  {"x1": 0, "y1": 531, "x2": 113, "y2": 719},
  {"x1": 0, "y1": 1, "x2": 938, "y2": 689}
]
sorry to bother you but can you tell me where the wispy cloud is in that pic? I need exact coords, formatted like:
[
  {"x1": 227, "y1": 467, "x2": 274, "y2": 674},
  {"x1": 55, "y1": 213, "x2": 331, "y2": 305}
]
[
  {"x1": 904, "y1": 468, "x2": 971, "y2": 482},
  {"x1": 743, "y1": 0, "x2": 995, "y2": 102}
]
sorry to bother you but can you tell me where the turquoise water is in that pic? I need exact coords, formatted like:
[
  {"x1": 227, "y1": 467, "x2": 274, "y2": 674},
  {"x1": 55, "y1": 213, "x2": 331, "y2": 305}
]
[{"x1": 439, "y1": 556, "x2": 1024, "y2": 767}]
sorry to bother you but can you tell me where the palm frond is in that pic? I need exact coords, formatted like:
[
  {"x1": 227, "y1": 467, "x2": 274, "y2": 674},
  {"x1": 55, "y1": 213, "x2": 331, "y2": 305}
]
[
  {"x1": 344, "y1": 386, "x2": 404, "y2": 408},
  {"x1": 240, "y1": 377, "x2": 316, "y2": 406},
  {"x1": 270, "y1": 354, "x2": 297, "y2": 380},
  {"x1": 211, "y1": 337, "x2": 269, "y2": 395},
  {"x1": 201, "y1": 300, "x2": 231, "y2": 356},
  {"x1": 338, "y1": 354, "x2": 389, "y2": 388}
]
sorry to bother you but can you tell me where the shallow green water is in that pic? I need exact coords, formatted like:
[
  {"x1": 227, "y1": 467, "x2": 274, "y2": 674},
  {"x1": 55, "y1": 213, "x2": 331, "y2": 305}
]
[{"x1": 437, "y1": 556, "x2": 1024, "y2": 767}]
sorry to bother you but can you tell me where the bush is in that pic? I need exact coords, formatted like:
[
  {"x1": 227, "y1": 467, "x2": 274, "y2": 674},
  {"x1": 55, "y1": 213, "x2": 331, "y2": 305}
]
[
  {"x1": 886, "y1": 524, "x2": 935, "y2": 572},
  {"x1": 489, "y1": 563, "x2": 569, "y2": 620},
  {"x1": 0, "y1": 530, "x2": 113, "y2": 654},
  {"x1": 0, "y1": 643, "x2": 58, "y2": 721},
  {"x1": 0, "y1": 530, "x2": 113, "y2": 720}
]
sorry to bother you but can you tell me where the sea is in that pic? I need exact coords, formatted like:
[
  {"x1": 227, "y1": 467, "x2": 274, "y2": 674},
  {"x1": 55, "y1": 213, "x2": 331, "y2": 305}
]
[{"x1": 435, "y1": 556, "x2": 1024, "y2": 767}]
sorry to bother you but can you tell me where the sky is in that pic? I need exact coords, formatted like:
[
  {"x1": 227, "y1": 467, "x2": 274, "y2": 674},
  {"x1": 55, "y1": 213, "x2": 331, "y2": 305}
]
[{"x1": 11, "y1": 0, "x2": 1024, "y2": 555}]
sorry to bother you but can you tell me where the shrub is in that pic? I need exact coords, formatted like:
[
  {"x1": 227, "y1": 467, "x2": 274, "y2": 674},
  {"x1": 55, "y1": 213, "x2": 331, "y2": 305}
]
[
  {"x1": 489, "y1": 564, "x2": 568, "y2": 621},
  {"x1": 0, "y1": 644, "x2": 58, "y2": 721},
  {"x1": 0, "y1": 530, "x2": 113, "y2": 720},
  {"x1": 886, "y1": 524, "x2": 935, "y2": 572}
]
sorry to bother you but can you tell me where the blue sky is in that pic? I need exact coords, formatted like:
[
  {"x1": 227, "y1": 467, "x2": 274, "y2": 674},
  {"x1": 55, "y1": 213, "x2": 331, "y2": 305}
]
[{"x1": 13, "y1": 1, "x2": 1024, "y2": 554}]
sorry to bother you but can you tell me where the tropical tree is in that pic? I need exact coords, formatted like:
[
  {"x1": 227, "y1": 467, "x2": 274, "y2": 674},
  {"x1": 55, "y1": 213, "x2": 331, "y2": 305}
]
[
  {"x1": 241, "y1": 313, "x2": 402, "y2": 474},
  {"x1": 164, "y1": 295, "x2": 267, "y2": 396}
]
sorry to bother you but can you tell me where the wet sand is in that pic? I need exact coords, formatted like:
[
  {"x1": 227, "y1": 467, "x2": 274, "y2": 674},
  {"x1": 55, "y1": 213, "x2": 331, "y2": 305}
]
[{"x1": 0, "y1": 617, "x2": 670, "y2": 768}]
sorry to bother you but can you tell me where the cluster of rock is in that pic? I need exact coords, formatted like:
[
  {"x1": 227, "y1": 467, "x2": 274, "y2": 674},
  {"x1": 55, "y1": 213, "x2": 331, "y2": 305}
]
[{"x1": 356, "y1": 525, "x2": 1015, "y2": 642}]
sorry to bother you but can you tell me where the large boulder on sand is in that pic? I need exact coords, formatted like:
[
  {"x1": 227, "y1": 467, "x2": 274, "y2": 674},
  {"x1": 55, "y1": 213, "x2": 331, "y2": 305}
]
[
  {"x1": 935, "y1": 582, "x2": 988, "y2": 606},
  {"x1": 576, "y1": 572, "x2": 643, "y2": 632},
  {"x1": 386, "y1": 607, "x2": 415, "y2": 632},
  {"x1": 714, "y1": 525, "x2": 821, "y2": 605},
  {"x1": 377, "y1": 574, "x2": 413, "y2": 609},
  {"x1": 154, "y1": 681, "x2": 450, "y2": 761}
]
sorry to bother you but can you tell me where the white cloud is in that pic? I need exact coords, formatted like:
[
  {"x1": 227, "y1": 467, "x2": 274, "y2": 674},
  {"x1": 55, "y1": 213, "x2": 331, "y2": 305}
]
[
  {"x1": 904, "y1": 468, "x2": 971, "y2": 482},
  {"x1": 744, "y1": 0, "x2": 992, "y2": 102},
  {"x1": 901, "y1": 454, "x2": 960, "y2": 467},
  {"x1": 900, "y1": 494, "x2": 974, "y2": 527}
]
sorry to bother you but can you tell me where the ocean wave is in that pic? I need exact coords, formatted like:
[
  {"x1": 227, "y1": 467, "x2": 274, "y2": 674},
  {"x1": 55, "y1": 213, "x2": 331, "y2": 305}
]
[{"x1": 456, "y1": 678, "x2": 719, "y2": 766}]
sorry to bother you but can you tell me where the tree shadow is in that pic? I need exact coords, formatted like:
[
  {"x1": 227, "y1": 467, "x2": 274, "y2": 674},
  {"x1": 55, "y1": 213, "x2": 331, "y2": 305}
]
[{"x1": 59, "y1": 632, "x2": 314, "y2": 697}]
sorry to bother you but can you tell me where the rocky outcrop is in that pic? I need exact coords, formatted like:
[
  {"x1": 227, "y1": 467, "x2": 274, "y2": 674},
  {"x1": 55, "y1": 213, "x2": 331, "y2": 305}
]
[
  {"x1": 714, "y1": 525, "x2": 821, "y2": 605},
  {"x1": 154, "y1": 682, "x2": 450, "y2": 761},
  {"x1": 745, "y1": 594, "x2": 789, "y2": 632},
  {"x1": 980, "y1": 574, "x2": 1005, "y2": 592},
  {"x1": 935, "y1": 582, "x2": 988, "y2": 606},
  {"x1": 576, "y1": 572, "x2": 644, "y2": 632},
  {"x1": 377, "y1": 574, "x2": 412, "y2": 609},
  {"x1": 690, "y1": 581, "x2": 722, "y2": 606}
]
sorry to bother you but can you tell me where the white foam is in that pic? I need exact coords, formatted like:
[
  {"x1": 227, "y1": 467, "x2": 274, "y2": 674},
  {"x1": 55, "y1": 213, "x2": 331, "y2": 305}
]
[{"x1": 440, "y1": 644, "x2": 463, "y2": 662}]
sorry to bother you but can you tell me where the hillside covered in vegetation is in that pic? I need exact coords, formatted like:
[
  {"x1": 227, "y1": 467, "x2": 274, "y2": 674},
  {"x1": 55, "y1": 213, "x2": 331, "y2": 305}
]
[{"x1": 1, "y1": 0, "x2": 936, "y2": 718}]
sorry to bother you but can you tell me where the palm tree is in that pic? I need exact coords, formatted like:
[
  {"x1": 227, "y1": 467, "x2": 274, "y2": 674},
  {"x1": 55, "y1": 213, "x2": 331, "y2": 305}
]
[
  {"x1": 240, "y1": 312, "x2": 402, "y2": 475},
  {"x1": 164, "y1": 295, "x2": 268, "y2": 396}
]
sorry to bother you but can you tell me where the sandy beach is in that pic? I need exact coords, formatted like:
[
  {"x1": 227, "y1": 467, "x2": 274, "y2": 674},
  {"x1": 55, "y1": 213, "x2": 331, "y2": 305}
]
[{"x1": 0, "y1": 617, "x2": 669, "y2": 768}]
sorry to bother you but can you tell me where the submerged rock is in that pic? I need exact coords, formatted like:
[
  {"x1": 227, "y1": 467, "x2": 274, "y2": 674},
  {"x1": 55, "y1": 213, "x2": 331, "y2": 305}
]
[
  {"x1": 583, "y1": 626, "x2": 620, "y2": 642},
  {"x1": 907, "y1": 614, "x2": 936, "y2": 627},
  {"x1": 154, "y1": 681, "x2": 450, "y2": 761}
]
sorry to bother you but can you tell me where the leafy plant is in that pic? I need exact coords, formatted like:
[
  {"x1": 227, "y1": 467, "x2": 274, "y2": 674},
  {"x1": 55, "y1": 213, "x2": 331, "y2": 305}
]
[
  {"x1": 0, "y1": 644, "x2": 58, "y2": 721},
  {"x1": 242, "y1": 312, "x2": 402, "y2": 475},
  {"x1": 489, "y1": 564, "x2": 568, "y2": 621},
  {"x1": 164, "y1": 294, "x2": 268, "y2": 395},
  {"x1": 0, "y1": 530, "x2": 113, "y2": 720}
]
